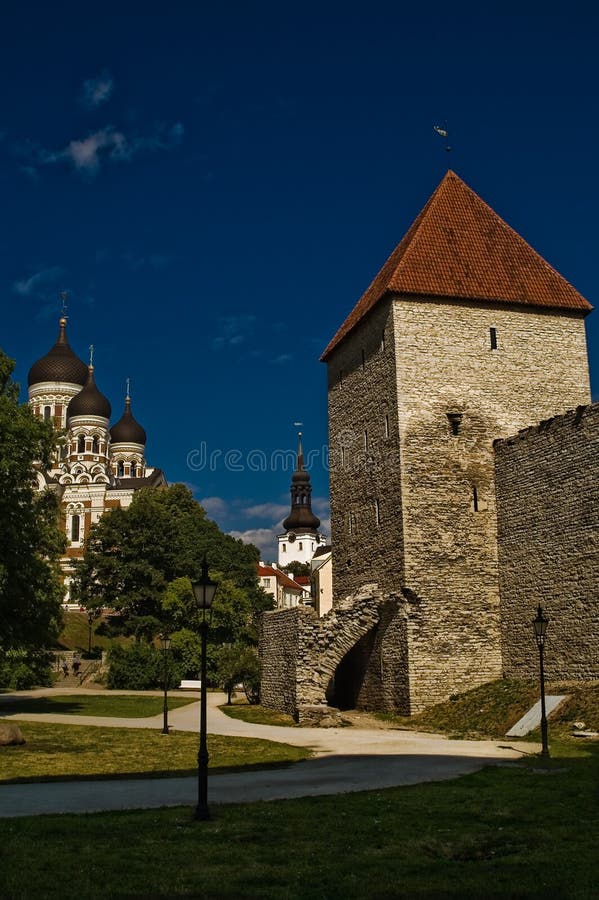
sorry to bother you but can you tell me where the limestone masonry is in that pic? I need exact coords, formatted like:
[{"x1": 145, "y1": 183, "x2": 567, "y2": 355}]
[{"x1": 260, "y1": 170, "x2": 597, "y2": 719}]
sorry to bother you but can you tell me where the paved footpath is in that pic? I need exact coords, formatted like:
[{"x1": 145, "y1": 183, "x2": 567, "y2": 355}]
[{"x1": 0, "y1": 689, "x2": 536, "y2": 818}]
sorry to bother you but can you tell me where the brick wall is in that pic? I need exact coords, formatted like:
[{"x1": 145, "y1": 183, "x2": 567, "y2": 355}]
[{"x1": 495, "y1": 403, "x2": 599, "y2": 680}]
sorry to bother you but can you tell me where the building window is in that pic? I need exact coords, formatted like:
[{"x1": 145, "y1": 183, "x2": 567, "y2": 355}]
[
  {"x1": 381, "y1": 330, "x2": 386, "y2": 352},
  {"x1": 44, "y1": 406, "x2": 52, "y2": 420},
  {"x1": 263, "y1": 578, "x2": 271, "y2": 588},
  {"x1": 77, "y1": 435, "x2": 86, "y2": 453},
  {"x1": 361, "y1": 349, "x2": 365, "y2": 370},
  {"x1": 364, "y1": 429, "x2": 368, "y2": 451},
  {"x1": 490, "y1": 327, "x2": 498, "y2": 350},
  {"x1": 472, "y1": 485, "x2": 479, "y2": 512},
  {"x1": 71, "y1": 514, "x2": 80, "y2": 543},
  {"x1": 117, "y1": 461, "x2": 124, "y2": 477},
  {"x1": 349, "y1": 513, "x2": 355, "y2": 535},
  {"x1": 384, "y1": 414, "x2": 389, "y2": 438},
  {"x1": 375, "y1": 499, "x2": 381, "y2": 525},
  {"x1": 341, "y1": 446, "x2": 346, "y2": 467},
  {"x1": 282, "y1": 544, "x2": 286, "y2": 552},
  {"x1": 339, "y1": 369, "x2": 344, "y2": 385},
  {"x1": 92, "y1": 435, "x2": 99, "y2": 454},
  {"x1": 299, "y1": 542, "x2": 303, "y2": 550}
]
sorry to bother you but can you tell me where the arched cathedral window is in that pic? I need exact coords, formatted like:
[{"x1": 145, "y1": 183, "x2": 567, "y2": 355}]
[
  {"x1": 117, "y1": 461, "x2": 124, "y2": 478},
  {"x1": 92, "y1": 435, "x2": 100, "y2": 454},
  {"x1": 77, "y1": 435, "x2": 86, "y2": 453},
  {"x1": 44, "y1": 406, "x2": 52, "y2": 420},
  {"x1": 71, "y1": 515, "x2": 80, "y2": 543}
]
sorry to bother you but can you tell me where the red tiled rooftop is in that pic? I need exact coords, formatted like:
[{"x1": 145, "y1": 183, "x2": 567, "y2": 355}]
[{"x1": 321, "y1": 170, "x2": 592, "y2": 360}]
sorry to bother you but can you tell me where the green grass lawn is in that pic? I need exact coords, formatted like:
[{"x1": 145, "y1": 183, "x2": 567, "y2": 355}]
[
  {"x1": 0, "y1": 693, "x2": 195, "y2": 718},
  {"x1": 0, "y1": 740, "x2": 596, "y2": 898},
  {"x1": 220, "y1": 702, "x2": 297, "y2": 727},
  {"x1": 0, "y1": 719, "x2": 312, "y2": 782}
]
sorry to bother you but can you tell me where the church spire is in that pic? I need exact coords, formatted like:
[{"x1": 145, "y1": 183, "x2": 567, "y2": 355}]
[{"x1": 282, "y1": 433, "x2": 320, "y2": 533}]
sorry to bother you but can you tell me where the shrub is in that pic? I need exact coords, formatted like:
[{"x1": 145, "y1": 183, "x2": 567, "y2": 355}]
[
  {"x1": 107, "y1": 642, "x2": 182, "y2": 690},
  {"x1": 0, "y1": 649, "x2": 53, "y2": 690}
]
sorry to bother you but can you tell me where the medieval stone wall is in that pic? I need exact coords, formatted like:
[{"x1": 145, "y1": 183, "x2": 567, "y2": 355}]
[
  {"x1": 495, "y1": 403, "x2": 599, "y2": 680},
  {"x1": 325, "y1": 295, "x2": 591, "y2": 712},
  {"x1": 259, "y1": 607, "x2": 301, "y2": 714}
]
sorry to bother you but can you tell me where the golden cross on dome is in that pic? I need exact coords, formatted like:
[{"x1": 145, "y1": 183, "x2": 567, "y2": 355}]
[
  {"x1": 126, "y1": 377, "x2": 131, "y2": 400},
  {"x1": 89, "y1": 344, "x2": 94, "y2": 367},
  {"x1": 60, "y1": 291, "x2": 68, "y2": 316}
]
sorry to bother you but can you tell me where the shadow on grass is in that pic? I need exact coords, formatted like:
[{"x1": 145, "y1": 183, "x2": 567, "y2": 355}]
[
  {"x1": 0, "y1": 697, "x2": 90, "y2": 715},
  {"x1": 1, "y1": 758, "x2": 304, "y2": 785}
]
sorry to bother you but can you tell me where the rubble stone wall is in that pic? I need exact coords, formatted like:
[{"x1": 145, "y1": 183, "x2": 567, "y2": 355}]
[{"x1": 495, "y1": 403, "x2": 599, "y2": 680}]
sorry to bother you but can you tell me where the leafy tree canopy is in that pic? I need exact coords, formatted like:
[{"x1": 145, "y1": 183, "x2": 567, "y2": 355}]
[
  {"x1": 0, "y1": 348, "x2": 65, "y2": 651},
  {"x1": 73, "y1": 483, "x2": 272, "y2": 644},
  {"x1": 279, "y1": 560, "x2": 311, "y2": 578}
]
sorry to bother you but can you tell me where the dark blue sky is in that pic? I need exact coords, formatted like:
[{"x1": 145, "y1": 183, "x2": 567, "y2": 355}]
[{"x1": 3, "y1": 3, "x2": 598, "y2": 560}]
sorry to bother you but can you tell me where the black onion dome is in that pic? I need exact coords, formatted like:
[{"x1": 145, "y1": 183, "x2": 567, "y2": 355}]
[
  {"x1": 110, "y1": 398, "x2": 147, "y2": 445},
  {"x1": 282, "y1": 435, "x2": 321, "y2": 532},
  {"x1": 67, "y1": 366, "x2": 111, "y2": 419},
  {"x1": 28, "y1": 318, "x2": 88, "y2": 387}
]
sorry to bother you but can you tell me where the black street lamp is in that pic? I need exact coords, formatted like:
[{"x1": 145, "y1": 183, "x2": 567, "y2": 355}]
[
  {"x1": 191, "y1": 558, "x2": 218, "y2": 821},
  {"x1": 87, "y1": 610, "x2": 96, "y2": 656},
  {"x1": 159, "y1": 633, "x2": 171, "y2": 736},
  {"x1": 533, "y1": 604, "x2": 550, "y2": 758}
]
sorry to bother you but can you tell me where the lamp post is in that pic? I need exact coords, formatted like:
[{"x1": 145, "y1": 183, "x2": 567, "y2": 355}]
[
  {"x1": 87, "y1": 610, "x2": 95, "y2": 656},
  {"x1": 191, "y1": 558, "x2": 218, "y2": 821},
  {"x1": 533, "y1": 604, "x2": 550, "y2": 758},
  {"x1": 159, "y1": 633, "x2": 171, "y2": 735}
]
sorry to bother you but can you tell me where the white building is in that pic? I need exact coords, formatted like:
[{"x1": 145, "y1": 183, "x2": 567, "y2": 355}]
[{"x1": 277, "y1": 434, "x2": 327, "y2": 567}]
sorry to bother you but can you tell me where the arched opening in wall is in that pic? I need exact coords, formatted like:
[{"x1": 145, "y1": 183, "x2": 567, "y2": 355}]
[
  {"x1": 92, "y1": 435, "x2": 100, "y2": 454},
  {"x1": 77, "y1": 435, "x2": 86, "y2": 453},
  {"x1": 327, "y1": 627, "x2": 378, "y2": 710},
  {"x1": 117, "y1": 461, "x2": 124, "y2": 477}
]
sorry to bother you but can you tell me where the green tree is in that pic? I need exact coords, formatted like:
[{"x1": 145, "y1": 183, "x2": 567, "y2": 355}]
[
  {"x1": 0, "y1": 348, "x2": 65, "y2": 653},
  {"x1": 279, "y1": 561, "x2": 311, "y2": 578},
  {"x1": 215, "y1": 644, "x2": 261, "y2": 704},
  {"x1": 73, "y1": 484, "x2": 272, "y2": 646}
]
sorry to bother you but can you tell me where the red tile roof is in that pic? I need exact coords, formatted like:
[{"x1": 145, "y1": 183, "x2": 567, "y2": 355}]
[
  {"x1": 321, "y1": 170, "x2": 592, "y2": 360},
  {"x1": 257, "y1": 564, "x2": 303, "y2": 591}
]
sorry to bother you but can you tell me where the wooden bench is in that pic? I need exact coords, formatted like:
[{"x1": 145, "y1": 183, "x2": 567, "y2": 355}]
[{"x1": 179, "y1": 679, "x2": 202, "y2": 690}]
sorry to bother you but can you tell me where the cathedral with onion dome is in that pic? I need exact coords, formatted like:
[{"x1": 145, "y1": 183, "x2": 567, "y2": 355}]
[{"x1": 27, "y1": 312, "x2": 165, "y2": 602}]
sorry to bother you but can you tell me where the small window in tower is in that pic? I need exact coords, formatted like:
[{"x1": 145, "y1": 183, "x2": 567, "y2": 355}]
[
  {"x1": 92, "y1": 435, "x2": 99, "y2": 454},
  {"x1": 490, "y1": 327, "x2": 498, "y2": 350},
  {"x1": 299, "y1": 542, "x2": 303, "y2": 551},
  {"x1": 282, "y1": 544, "x2": 286, "y2": 553},
  {"x1": 339, "y1": 369, "x2": 344, "y2": 385},
  {"x1": 381, "y1": 331, "x2": 386, "y2": 352},
  {"x1": 384, "y1": 414, "x2": 390, "y2": 438},
  {"x1": 361, "y1": 349, "x2": 365, "y2": 369},
  {"x1": 44, "y1": 406, "x2": 51, "y2": 420},
  {"x1": 130, "y1": 463, "x2": 137, "y2": 477},
  {"x1": 375, "y1": 499, "x2": 381, "y2": 526},
  {"x1": 71, "y1": 514, "x2": 80, "y2": 543},
  {"x1": 77, "y1": 435, "x2": 86, "y2": 453},
  {"x1": 117, "y1": 461, "x2": 124, "y2": 478},
  {"x1": 472, "y1": 486, "x2": 479, "y2": 512},
  {"x1": 364, "y1": 429, "x2": 368, "y2": 451}
]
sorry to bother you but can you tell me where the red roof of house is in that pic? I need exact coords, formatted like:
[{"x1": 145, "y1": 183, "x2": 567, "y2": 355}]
[
  {"x1": 257, "y1": 564, "x2": 303, "y2": 591},
  {"x1": 321, "y1": 170, "x2": 592, "y2": 360}
]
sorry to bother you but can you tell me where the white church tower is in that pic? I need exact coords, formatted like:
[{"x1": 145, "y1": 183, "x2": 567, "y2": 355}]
[{"x1": 278, "y1": 434, "x2": 327, "y2": 566}]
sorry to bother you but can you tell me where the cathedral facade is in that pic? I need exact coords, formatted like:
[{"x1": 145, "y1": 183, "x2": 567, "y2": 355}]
[{"x1": 28, "y1": 315, "x2": 165, "y2": 601}]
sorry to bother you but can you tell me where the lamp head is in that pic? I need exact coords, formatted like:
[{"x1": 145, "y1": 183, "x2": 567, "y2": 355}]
[
  {"x1": 533, "y1": 604, "x2": 549, "y2": 647},
  {"x1": 191, "y1": 557, "x2": 218, "y2": 619},
  {"x1": 159, "y1": 633, "x2": 171, "y2": 651}
]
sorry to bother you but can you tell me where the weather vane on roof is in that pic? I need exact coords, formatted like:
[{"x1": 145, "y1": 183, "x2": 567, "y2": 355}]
[
  {"x1": 89, "y1": 344, "x2": 94, "y2": 367},
  {"x1": 126, "y1": 377, "x2": 131, "y2": 399},
  {"x1": 60, "y1": 291, "x2": 68, "y2": 317},
  {"x1": 434, "y1": 122, "x2": 451, "y2": 152}
]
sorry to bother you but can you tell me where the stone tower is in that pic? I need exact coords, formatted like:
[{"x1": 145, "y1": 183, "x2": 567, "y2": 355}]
[
  {"x1": 277, "y1": 434, "x2": 327, "y2": 566},
  {"x1": 321, "y1": 170, "x2": 592, "y2": 713}
]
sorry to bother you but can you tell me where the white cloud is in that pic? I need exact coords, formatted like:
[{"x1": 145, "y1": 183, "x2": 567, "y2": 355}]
[
  {"x1": 82, "y1": 72, "x2": 114, "y2": 108},
  {"x1": 271, "y1": 353, "x2": 293, "y2": 365},
  {"x1": 212, "y1": 315, "x2": 256, "y2": 350},
  {"x1": 242, "y1": 502, "x2": 288, "y2": 522},
  {"x1": 18, "y1": 122, "x2": 185, "y2": 178},
  {"x1": 200, "y1": 496, "x2": 229, "y2": 517},
  {"x1": 14, "y1": 266, "x2": 65, "y2": 297},
  {"x1": 229, "y1": 526, "x2": 279, "y2": 562}
]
